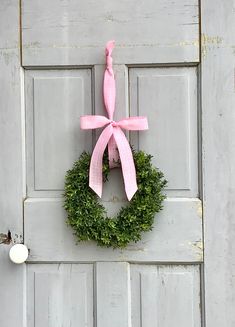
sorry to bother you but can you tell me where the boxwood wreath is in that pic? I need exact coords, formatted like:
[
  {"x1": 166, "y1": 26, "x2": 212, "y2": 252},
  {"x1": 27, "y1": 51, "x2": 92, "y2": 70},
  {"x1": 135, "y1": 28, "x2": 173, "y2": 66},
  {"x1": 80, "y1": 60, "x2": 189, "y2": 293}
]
[{"x1": 64, "y1": 149, "x2": 167, "y2": 248}]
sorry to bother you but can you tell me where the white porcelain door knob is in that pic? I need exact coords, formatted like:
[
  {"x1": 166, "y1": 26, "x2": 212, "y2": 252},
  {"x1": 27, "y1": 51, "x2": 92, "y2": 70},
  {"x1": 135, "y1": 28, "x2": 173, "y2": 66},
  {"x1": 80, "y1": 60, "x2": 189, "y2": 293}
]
[{"x1": 9, "y1": 244, "x2": 29, "y2": 264}]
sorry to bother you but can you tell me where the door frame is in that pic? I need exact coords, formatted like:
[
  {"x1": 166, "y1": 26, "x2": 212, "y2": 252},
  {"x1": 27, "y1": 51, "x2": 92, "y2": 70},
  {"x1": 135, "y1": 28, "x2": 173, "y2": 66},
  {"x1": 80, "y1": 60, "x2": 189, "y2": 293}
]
[
  {"x1": 201, "y1": 0, "x2": 235, "y2": 326},
  {"x1": 0, "y1": 1, "x2": 25, "y2": 326}
]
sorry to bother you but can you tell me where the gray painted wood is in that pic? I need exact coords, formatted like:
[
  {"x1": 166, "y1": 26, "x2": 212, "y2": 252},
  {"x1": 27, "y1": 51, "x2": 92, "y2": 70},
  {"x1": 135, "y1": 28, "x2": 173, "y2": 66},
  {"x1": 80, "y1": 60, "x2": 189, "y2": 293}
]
[
  {"x1": 131, "y1": 265, "x2": 201, "y2": 327},
  {"x1": 27, "y1": 264, "x2": 93, "y2": 327},
  {"x1": 0, "y1": 1, "x2": 24, "y2": 327},
  {"x1": 0, "y1": 0, "x2": 23, "y2": 240},
  {"x1": 26, "y1": 263, "x2": 200, "y2": 327},
  {"x1": 201, "y1": 1, "x2": 235, "y2": 326},
  {"x1": 24, "y1": 198, "x2": 202, "y2": 262},
  {"x1": 25, "y1": 69, "x2": 92, "y2": 197},
  {"x1": 24, "y1": 64, "x2": 202, "y2": 263},
  {"x1": 96, "y1": 262, "x2": 131, "y2": 327},
  {"x1": 21, "y1": 0, "x2": 199, "y2": 66},
  {"x1": 0, "y1": 1, "x2": 205, "y2": 325},
  {"x1": 2, "y1": 0, "x2": 234, "y2": 325},
  {"x1": 130, "y1": 67, "x2": 198, "y2": 197},
  {"x1": 0, "y1": 248, "x2": 25, "y2": 327}
]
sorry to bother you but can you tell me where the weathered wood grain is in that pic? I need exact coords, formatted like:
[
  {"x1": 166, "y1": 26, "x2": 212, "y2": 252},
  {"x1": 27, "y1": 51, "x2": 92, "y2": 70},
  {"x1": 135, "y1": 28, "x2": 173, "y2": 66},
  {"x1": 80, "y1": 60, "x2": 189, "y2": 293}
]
[
  {"x1": 24, "y1": 198, "x2": 202, "y2": 262},
  {"x1": 130, "y1": 66, "x2": 199, "y2": 198},
  {"x1": 0, "y1": 1, "x2": 24, "y2": 326},
  {"x1": 27, "y1": 264, "x2": 94, "y2": 327},
  {"x1": 26, "y1": 263, "x2": 200, "y2": 327},
  {"x1": 201, "y1": 1, "x2": 235, "y2": 326},
  {"x1": 0, "y1": 0, "x2": 23, "y2": 242},
  {"x1": 0, "y1": 0, "x2": 204, "y2": 325},
  {"x1": 21, "y1": 0, "x2": 199, "y2": 65},
  {"x1": 0, "y1": 248, "x2": 25, "y2": 327},
  {"x1": 131, "y1": 265, "x2": 201, "y2": 327},
  {"x1": 25, "y1": 69, "x2": 92, "y2": 197},
  {"x1": 96, "y1": 262, "x2": 131, "y2": 327}
]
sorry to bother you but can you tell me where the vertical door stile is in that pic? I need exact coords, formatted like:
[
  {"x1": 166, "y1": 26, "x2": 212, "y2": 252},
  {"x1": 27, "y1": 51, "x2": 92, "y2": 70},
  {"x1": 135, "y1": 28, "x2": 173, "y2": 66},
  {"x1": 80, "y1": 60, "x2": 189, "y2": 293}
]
[
  {"x1": 96, "y1": 262, "x2": 132, "y2": 327},
  {"x1": 0, "y1": 1, "x2": 25, "y2": 327},
  {"x1": 201, "y1": 0, "x2": 235, "y2": 326}
]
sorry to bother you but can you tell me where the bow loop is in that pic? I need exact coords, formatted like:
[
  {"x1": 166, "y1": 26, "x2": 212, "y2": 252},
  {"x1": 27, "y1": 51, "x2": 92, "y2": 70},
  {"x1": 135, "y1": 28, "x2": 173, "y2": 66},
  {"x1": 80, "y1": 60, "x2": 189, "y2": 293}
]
[
  {"x1": 117, "y1": 117, "x2": 149, "y2": 130},
  {"x1": 80, "y1": 115, "x2": 110, "y2": 129}
]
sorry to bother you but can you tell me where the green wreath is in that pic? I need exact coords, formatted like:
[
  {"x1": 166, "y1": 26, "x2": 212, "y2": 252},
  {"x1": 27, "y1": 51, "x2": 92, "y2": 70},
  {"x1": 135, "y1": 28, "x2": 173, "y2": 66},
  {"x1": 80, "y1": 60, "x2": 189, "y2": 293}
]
[{"x1": 64, "y1": 149, "x2": 167, "y2": 248}]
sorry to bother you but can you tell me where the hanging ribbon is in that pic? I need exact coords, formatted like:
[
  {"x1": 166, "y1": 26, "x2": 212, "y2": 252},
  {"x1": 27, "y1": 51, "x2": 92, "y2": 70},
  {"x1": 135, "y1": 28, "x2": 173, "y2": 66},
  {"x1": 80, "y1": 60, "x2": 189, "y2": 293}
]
[{"x1": 80, "y1": 40, "x2": 148, "y2": 200}]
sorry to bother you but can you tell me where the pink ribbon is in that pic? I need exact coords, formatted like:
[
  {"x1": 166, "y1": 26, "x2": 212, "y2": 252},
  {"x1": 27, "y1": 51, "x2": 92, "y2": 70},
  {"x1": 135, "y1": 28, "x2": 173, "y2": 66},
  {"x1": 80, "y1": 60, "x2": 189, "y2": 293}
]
[{"x1": 80, "y1": 40, "x2": 148, "y2": 200}]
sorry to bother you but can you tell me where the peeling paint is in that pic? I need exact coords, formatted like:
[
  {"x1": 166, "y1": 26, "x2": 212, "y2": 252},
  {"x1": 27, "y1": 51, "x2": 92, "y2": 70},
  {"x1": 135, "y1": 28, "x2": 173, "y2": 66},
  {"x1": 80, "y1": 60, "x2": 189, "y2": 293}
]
[
  {"x1": 125, "y1": 246, "x2": 146, "y2": 252},
  {"x1": 0, "y1": 231, "x2": 23, "y2": 245},
  {"x1": 24, "y1": 41, "x2": 201, "y2": 50},
  {"x1": 231, "y1": 45, "x2": 235, "y2": 56},
  {"x1": 201, "y1": 34, "x2": 223, "y2": 45},
  {"x1": 105, "y1": 196, "x2": 127, "y2": 203},
  {"x1": 178, "y1": 39, "x2": 199, "y2": 47},
  {"x1": 51, "y1": 38, "x2": 186, "y2": 50},
  {"x1": 23, "y1": 41, "x2": 41, "y2": 49},
  {"x1": 197, "y1": 202, "x2": 203, "y2": 219},
  {"x1": 193, "y1": 241, "x2": 203, "y2": 251},
  {"x1": 0, "y1": 231, "x2": 12, "y2": 244},
  {"x1": 201, "y1": 34, "x2": 223, "y2": 59},
  {"x1": 188, "y1": 240, "x2": 203, "y2": 261},
  {"x1": 118, "y1": 243, "x2": 147, "y2": 260},
  {"x1": 0, "y1": 49, "x2": 18, "y2": 66}
]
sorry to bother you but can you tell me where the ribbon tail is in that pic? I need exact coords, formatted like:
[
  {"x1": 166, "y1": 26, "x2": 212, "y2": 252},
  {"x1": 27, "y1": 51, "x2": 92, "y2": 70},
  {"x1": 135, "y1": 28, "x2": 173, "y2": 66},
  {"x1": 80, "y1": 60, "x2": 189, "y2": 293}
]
[
  {"x1": 113, "y1": 127, "x2": 138, "y2": 201},
  {"x1": 89, "y1": 124, "x2": 113, "y2": 197}
]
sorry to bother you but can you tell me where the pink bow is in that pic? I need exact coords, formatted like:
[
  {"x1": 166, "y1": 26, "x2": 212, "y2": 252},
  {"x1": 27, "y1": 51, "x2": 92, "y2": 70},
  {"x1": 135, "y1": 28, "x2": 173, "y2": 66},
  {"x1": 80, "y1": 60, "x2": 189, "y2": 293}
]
[{"x1": 80, "y1": 40, "x2": 148, "y2": 200}]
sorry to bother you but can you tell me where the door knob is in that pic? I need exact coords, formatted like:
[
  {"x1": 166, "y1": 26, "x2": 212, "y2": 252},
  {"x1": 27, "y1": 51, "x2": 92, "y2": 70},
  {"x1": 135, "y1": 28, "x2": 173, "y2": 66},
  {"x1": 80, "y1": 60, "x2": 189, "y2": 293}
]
[{"x1": 9, "y1": 244, "x2": 29, "y2": 264}]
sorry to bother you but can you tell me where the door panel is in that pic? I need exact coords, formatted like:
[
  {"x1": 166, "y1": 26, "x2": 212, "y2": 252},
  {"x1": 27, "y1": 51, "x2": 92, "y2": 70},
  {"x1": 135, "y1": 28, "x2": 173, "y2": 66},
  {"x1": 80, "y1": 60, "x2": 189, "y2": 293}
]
[
  {"x1": 22, "y1": 0, "x2": 202, "y2": 325},
  {"x1": 131, "y1": 264, "x2": 201, "y2": 327},
  {"x1": 25, "y1": 69, "x2": 92, "y2": 197},
  {"x1": 27, "y1": 264, "x2": 94, "y2": 327},
  {"x1": 96, "y1": 262, "x2": 131, "y2": 327},
  {"x1": 27, "y1": 263, "x2": 200, "y2": 327},
  {"x1": 21, "y1": 0, "x2": 199, "y2": 65},
  {"x1": 24, "y1": 66, "x2": 202, "y2": 262},
  {"x1": 130, "y1": 67, "x2": 198, "y2": 197},
  {"x1": 24, "y1": 198, "x2": 202, "y2": 262}
]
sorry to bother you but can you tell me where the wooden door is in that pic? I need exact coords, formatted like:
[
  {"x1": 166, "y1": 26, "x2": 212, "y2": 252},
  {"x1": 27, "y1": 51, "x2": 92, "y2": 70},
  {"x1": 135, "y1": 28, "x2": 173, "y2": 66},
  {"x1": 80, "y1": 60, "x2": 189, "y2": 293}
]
[{"x1": 1, "y1": 1, "x2": 234, "y2": 327}]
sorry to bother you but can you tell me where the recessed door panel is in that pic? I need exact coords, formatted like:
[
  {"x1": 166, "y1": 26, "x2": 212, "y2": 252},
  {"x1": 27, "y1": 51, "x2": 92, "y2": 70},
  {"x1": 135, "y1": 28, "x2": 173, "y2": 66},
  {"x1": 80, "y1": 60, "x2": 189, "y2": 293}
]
[
  {"x1": 130, "y1": 67, "x2": 198, "y2": 197},
  {"x1": 25, "y1": 69, "x2": 92, "y2": 197}
]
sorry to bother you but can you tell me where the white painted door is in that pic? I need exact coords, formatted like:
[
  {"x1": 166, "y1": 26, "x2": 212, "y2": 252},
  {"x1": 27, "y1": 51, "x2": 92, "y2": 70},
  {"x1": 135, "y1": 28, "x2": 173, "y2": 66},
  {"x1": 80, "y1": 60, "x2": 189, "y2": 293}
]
[{"x1": 1, "y1": 1, "x2": 234, "y2": 327}]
